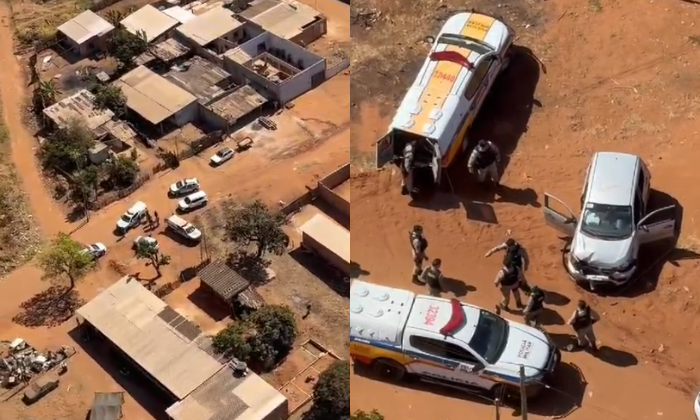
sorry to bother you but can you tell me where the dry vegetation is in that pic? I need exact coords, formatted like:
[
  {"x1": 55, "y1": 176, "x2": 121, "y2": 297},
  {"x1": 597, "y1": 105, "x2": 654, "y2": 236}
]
[
  {"x1": 10, "y1": 0, "x2": 91, "y2": 47},
  {"x1": 0, "y1": 109, "x2": 42, "y2": 275}
]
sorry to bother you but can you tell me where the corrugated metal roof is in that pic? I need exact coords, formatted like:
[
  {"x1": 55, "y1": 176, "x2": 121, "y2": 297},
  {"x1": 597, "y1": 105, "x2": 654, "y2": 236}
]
[
  {"x1": 42, "y1": 89, "x2": 114, "y2": 130},
  {"x1": 300, "y1": 214, "x2": 350, "y2": 263},
  {"x1": 176, "y1": 7, "x2": 244, "y2": 47},
  {"x1": 58, "y1": 10, "x2": 114, "y2": 44},
  {"x1": 90, "y1": 392, "x2": 124, "y2": 420},
  {"x1": 114, "y1": 65, "x2": 197, "y2": 125},
  {"x1": 198, "y1": 260, "x2": 250, "y2": 301},
  {"x1": 207, "y1": 85, "x2": 267, "y2": 122},
  {"x1": 163, "y1": 6, "x2": 197, "y2": 24},
  {"x1": 244, "y1": 1, "x2": 321, "y2": 40},
  {"x1": 121, "y1": 5, "x2": 179, "y2": 42},
  {"x1": 76, "y1": 277, "x2": 224, "y2": 399}
]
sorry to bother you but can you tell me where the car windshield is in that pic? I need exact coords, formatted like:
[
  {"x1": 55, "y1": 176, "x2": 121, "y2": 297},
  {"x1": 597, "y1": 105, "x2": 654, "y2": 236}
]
[
  {"x1": 120, "y1": 214, "x2": 132, "y2": 223},
  {"x1": 184, "y1": 197, "x2": 192, "y2": 204},
  {"x1": 185, "y1": 225, "x2": 196, "y2": 234},
  {"x1": 217, "y1": 149, "x2": 229, "y2": 157},
  {"x1": 438, "y1": 34, "x2": 494, "y2": 55},
  {"x1": 175, "y1": 180, "x2": 184, "y2": 188},
  {"x1": 468, "y1": 310, "x2": 509, "y2": 364},
  {"x1": 581, "y1": 203, "x2": 633, "y2": 239}
]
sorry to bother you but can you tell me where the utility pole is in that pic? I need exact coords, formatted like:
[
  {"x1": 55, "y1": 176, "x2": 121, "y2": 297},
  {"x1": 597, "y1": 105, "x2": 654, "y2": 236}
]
[{"x1": 519, "y1": 365, "x2": 528, "y2": 420}]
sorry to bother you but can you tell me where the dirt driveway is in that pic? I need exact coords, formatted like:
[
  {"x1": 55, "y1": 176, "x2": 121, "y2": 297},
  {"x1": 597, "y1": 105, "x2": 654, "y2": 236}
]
[{"x1": 351, "y1": 0, "x2": 700, "y2": 418}]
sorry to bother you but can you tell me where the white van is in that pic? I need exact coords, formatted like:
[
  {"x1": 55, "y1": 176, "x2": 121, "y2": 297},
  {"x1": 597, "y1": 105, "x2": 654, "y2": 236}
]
[
  {"x1": 166, "y1": 215, "x2": 202, "y2": 241},
  {"x1": 178, "y1": 191, "x2": 208, "y2": 213},
  {"x1": 116, "y1": 201, "x2": 147, "y2": 232}
]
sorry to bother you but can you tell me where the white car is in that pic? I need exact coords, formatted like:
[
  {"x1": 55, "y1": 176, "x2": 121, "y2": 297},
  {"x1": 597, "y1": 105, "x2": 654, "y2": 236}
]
[
  {"x1": 116, "y1": 201, "x2": 147, "y2": 232},
  {"x1": 133, "y1": 236, "x2": 159, "y2": 251},
  {"x1": 169, "y1": 178, "x2": 200, "y2": 197},
  {"x1": 695, "y1": 391, "x2": 700, "y2": 419},
  {"x1": 83, "y1": 243, "x2": 107, "y2": 259},
  {"x1": 178, "y1": 191, "x2": 208, "y2": 213},
  {"x1": 210, "y1": 147, "x2": 234, "y2": 166},
  {"x1": 166, "y1": 215, "x2": 202, "y2": 242}
]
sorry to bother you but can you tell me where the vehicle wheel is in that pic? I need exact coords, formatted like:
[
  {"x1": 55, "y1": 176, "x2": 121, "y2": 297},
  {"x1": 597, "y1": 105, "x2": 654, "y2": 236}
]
[{"x1": 371, "y1": 358, "x2": 406, "y2": 382}]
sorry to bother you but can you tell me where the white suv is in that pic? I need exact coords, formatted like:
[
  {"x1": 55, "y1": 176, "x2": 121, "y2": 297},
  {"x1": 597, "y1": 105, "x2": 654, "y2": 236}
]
[
  {"x1": 166, "y1": 215, "x2": 202, "y2": 242},
  {"x1": 178, "y1": 191, "x2": 208, "y2": 213},
  {"x1": 169, "y1": 178, "x2": 200, "y2": 197},
  {"x1": 116, "y1": 201, "x2": 147, "y2": 232}
]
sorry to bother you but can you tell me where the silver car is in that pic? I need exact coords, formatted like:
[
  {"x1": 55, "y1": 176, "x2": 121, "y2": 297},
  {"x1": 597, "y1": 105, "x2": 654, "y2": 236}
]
[{"x1": 543, "y1": 152, "x2": 677, "y2": 290}]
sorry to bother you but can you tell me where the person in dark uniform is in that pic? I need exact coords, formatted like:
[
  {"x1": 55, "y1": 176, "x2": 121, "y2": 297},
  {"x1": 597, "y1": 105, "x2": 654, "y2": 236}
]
[
  {"x1": 493, "y1": 262, "x2": 525, "y2": 314},
  {"x1": 567, "y1": 300, "x2": 599, "y2": 351},
  {"x1": 409, "y1": 225, "x2": 428, "y2": 284},
  {"x1": 523, "y1": 286, "x2": 545, "y2": 327},
  {"x1": 421, "y1": 258, "x2": 444, "y2": 297},
  {"x1": 485, "y1": 238, "x2": 528, "y2": 271},
  {"x1": 468, "y1": 139, "x2": 501, "y2": 185}
]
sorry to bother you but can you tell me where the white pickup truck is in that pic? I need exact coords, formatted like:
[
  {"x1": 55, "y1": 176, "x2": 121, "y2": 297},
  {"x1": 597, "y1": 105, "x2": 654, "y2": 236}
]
[{"x1": 350, "y1": 280, "x2": 560, "y2": 398}]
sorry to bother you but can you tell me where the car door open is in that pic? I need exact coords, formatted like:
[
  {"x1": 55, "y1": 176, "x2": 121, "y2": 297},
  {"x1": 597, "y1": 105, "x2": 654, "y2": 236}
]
[
  {"x1": 637, "y1": 204, "x2": 677, "y2": 244},
  {"x1": 543, "y1": 193, "x2": 577, "y2": 237},
  {"x1": 375, "y1": 133, "x2": 394, "y2": 168},
  {"x1": 430, "y1": 140, "x2": 442, "y2": 185}
]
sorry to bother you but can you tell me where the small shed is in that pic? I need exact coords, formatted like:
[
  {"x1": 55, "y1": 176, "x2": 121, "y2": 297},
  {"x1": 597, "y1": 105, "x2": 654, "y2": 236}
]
[
  {"x1": 57, "y1": 10, "x2": 114, "y2": 56},
  {"x1": 198, "y1": 260, "x2": 251, "y2": 307},
  {"x1": 89, "y1": 392, "x2": 124, "y2": 420}
]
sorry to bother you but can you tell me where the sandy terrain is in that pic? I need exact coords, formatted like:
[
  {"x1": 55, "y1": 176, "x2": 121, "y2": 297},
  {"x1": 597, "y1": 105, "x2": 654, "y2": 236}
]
[
  {"x1": 0, "y1": 0, "x2": 349, "y2": 418},
  {"x1": 351, "y1": 0, "x2": 700, "y2": 419}
]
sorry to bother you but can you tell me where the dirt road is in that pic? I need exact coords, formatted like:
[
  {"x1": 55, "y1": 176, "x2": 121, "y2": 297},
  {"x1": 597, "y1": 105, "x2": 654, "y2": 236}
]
[{"x1": 350, "y1": 0, "x2": 700, "y2": 418}]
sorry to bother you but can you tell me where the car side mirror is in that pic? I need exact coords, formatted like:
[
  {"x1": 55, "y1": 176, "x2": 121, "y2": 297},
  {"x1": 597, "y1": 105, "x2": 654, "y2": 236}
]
[{"x1": 639, "y1": 225, "x2": 649, "y2": 233}]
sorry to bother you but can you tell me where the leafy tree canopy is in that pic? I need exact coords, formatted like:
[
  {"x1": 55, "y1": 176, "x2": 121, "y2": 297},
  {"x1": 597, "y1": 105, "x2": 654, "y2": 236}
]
[
  {"x1": 350, "y1": 410, "x2": 384, "y2": 420},
  {"x1": 105, "y1": 155, "x2": 139, "y2": 188},
  {"x1": 39, "y1": 232, "x2": 96, "y2": 289},
  {"x1": 108, "y1": 28, "x2": 148, "y2": 68},
  {"x1": 213, "y1": 304, "x2": 297, "y2": 371},
  {"x1": 41, "y1": 118, "x2": 95, "y2": 172},
  {"x1": 135, "y1": 240, "x2": 171, "y2": 277},
  {"x1": 304, "y1": 361, "x2": 351, "y2": 420},
  {"x1": 224, "y1": 200, "x2": 288, "y2": 258},
  {"x1": 93, "y1": 84, "x2": 126, "y2": 113}
]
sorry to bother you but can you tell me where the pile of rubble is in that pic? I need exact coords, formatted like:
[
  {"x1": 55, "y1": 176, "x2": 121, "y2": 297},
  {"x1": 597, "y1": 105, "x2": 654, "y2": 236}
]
[{"x1": 1, "y1": 338, "x2": 75, "y2": 388}]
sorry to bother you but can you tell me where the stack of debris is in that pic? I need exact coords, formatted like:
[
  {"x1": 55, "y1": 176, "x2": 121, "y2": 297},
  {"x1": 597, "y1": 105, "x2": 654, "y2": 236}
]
[{"x1": 0, "y1": 338, "x2": 75, "y2": 388}]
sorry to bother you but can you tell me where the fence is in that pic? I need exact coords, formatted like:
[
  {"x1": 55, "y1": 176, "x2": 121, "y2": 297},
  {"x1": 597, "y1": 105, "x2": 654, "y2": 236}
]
[
  {"x1": 279, "y1": 163, "x2": 350, "y2": 216},
  {"x1": 90, "y1": 172, "x2": 152, "y2": 210},
  {"x1": 324, "y1": 58, "x2": 350, "y2": 80}
]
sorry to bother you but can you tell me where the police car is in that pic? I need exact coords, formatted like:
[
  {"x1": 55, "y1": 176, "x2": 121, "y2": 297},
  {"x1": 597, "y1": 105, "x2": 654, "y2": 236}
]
[{"x1": 350, "y1": 280, "x2": 560, "y2": 398}]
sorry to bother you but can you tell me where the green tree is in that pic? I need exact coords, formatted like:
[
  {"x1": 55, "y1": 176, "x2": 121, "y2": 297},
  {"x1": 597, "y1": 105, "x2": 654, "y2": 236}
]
[
  {"x1": 93, "y1": 84, "x2": 126, "y2": 114},
  {"x1": 108, "y1": 28, "x2": 148, "y2": 68},
  {"x1": 69, "y1": 165, "x2": 100, "y2": 207},
  {"x1": 224, "y1": 200, "x2": 288, "y2": 258},
  {"x1": 351, "y1": 410, "x2": 384, "y2": 420},
  {"x1": 213, "y1": 304, "x2": 297, "y2": 370},
  {"x1": 41, "y1": 118, "x2": 95, "y2": 172},
  {"x1": 105, "y1": 9, "x2": 126, "y2": 27},
  {"x1": 105, "y1": 154, "x2": 139, "y2": 188},
  {"x1": 32, "y1": 80, "x2": 61, "y2": 111},
  {"x1": 304, "y1": 361, "x2": 351, "y2": 420},
  {"x1": 39, "y1": 233, "x2": 96, "y2": 289},
  {"x1": 135, "y1": 241, "x2": 171, "y2": 277}
]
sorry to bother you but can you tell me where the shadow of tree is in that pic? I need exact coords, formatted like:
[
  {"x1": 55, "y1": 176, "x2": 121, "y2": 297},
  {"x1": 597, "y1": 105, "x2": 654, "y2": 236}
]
[
  {"x1": 12, "y1": 286, "x2": 85, "y2": 328},
  {"x1": 228, "y1": 250, "x2": 273, "y2": 286}
]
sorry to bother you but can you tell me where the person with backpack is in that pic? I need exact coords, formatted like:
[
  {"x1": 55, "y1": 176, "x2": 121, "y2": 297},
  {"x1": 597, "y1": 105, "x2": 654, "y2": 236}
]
[
  {"x1": 523, "y1": 286, "x2": 546, "y2": 327},
  {"x1": 493, "y1": 261, "x2": 525, "y2": 314},
  {"x1": 567, "y1": 300, "x2": 600, "y2": 351},
  {"x1": 485, "y1": 238, "x2": 528, "y2": 271},
  {"x1": 409, "y1": 225, "x2": 429, "y2": 284}
]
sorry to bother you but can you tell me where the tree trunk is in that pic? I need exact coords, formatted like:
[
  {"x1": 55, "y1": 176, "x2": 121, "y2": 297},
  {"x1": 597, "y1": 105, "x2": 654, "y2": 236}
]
[
  {"x1": 68, "y1": 275, "x2": 76, "y2": 290},
  {"x1": 152, "y1": 256, "x2": 161, "y2": 277},
  {"x1": 255, "y1": 241, "x2": 265, "y2": 258}
]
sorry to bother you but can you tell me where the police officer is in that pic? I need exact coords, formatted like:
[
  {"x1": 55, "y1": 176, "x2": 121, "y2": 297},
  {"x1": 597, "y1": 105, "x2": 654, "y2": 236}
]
[
  {"x1": 567, "y1": 300, "x2": 599, "y2": 351},
  {"x1": 468, "y1": 139, "x2": 501, "y2": 185},
  {"x1": 409, "y1": 225, "x2": 428, "y2": 284},
  {"x1": 494, "y1": 262, "x2": 525, "y2": 314},
  {"x1": 523, "y1": 286, "x2": 545, "y2": 327},
  {"x1": 401, "y1": 140, "x2": 418, "y2": 196},
  {"x1": 484, "y1": 238, "x2": 528, "y2": 271},
  {"x1": 421, "y1": 258, "x2": 444, "y2": 297}
]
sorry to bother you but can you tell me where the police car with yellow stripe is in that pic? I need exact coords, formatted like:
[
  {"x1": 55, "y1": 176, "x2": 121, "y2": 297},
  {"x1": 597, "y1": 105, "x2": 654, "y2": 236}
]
[{"x1": 350, "y1": 280, "x2": 560, "y2": 398}]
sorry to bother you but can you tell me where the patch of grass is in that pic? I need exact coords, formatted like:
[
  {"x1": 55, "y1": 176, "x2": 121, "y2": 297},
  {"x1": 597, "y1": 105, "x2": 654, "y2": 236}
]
[
  {"x1": 589, "y1": 0, "x2": 603, "y2": 12},
  {"x1": 11, "y1": 0, "x2": 90, "y2": 47},
  {"x1": 0, "y1": 110, "x2": 42, "y2": 276}
]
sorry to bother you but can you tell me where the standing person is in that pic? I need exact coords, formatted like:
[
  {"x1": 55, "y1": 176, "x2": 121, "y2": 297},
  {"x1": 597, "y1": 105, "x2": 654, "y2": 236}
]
[
  {"x1": 421, "y1": 259, "x2": 445, "y2": 297},
  {"x1": 468, "y1": 140, "x2": 501, "y2": 186},
  {"x1": 494, "y1": 262, "x2": 525, "y2": 314},
  {"x1": 523, "y1": 286, "x2": 546, "y2": 327},
  {"x1": 401, "y1": 140, "x2": 418, "y2": 196},
  {"x1": 409, "y1": 225, "x2": 428, "y2": 284},
  {"x1": 567, "y1": 300, "x2": 599, "y2": 351},
  {"x1": 484, "y1": 237, "x2": 528, "y2": 271},
  {"x1": 153, "y1": 211, "x2": 160, "y2": 227}
]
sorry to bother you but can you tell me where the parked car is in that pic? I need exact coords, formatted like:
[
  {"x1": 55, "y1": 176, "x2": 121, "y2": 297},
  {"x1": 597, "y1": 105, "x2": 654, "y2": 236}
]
[
  {"x1": 543, "y1": 152, "x2": 677, "y2": 290},
  {"x1": 169, "y1": 178, "x2": 200, "y2": 197},
  {"x1": 23, "y1": 373, "x2": 59, "y2": 405},
  {"x1": 133, "y1": 235, "x2": 159, "y2": 251},
  {"x1": 166, "y1": 215, "x2": 202, "y2": 242},
  {"x1": 178, "y1": 191, "x2": 208, "y2": 213},
  {"x1": 116, "y1": 201, "x2": 147, "y2": 232},
  {"x1": 210, "y1": 147, "x2": 234, "y2": 166},
  {"x1": 695, "y1": 390, "x2": 700, "y2": 419},
  {"x1": 83, "y1": 243, "x2": 107, "y2": 259}
]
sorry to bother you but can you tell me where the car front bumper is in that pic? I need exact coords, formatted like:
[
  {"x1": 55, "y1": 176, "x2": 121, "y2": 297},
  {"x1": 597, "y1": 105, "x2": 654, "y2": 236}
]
[
  {"x1": 564, "y1": 256, "x2": 636, "y2": 289},
  {"x1": 694, "y1": 393, "x2": 700, "y2": 419}
]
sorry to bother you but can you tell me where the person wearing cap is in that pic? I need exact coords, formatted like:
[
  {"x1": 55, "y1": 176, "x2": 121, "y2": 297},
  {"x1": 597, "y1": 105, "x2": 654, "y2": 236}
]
[
  {"x1": 485, "y1": 237, "x2": 528, "y2": 271},
  {"x1": 400, "y1": 140, "x2": 418, "y2": 196},
  {"x1": 421, "y1": 258, "x2": 445, "y2": 297},
  {"x1": 409, "y1": 225, "x2": 428, "y2": 284},
  {"x1": 494, "y1": 260, "x2": 525, "y2": 314},
  {"x1": 468, "y1": 139, "x2": 501, "y2": 185},
  {"x1": 567, "y1": 300, "x2": 600, "y2": 351},
  {"x1": 523, "y1": 285, "x2": 546, "y2": 327}
]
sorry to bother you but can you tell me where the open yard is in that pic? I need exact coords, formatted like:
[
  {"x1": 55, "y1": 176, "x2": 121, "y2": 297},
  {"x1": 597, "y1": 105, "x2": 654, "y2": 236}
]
[
  {"x1": 0, "y1": 0, "x2": 349, "y2": 418},
  {"x1": 351, "y1": 0, "x2": 700, "y2": 419}
]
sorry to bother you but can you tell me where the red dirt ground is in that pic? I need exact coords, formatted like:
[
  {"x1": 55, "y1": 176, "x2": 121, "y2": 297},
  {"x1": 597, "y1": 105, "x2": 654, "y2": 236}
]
[
  {"x1": 351, "y1": 0, "x2": 700, "y2": 419},
  {"x1": 0, "y1": 0, "x2": 349, "y2": 418}
]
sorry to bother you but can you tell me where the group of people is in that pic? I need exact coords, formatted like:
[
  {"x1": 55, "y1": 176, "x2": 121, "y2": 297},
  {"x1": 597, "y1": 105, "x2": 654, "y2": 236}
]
[{"x1": 409, "y1": 225, "x2": 599, "y2": 352}]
